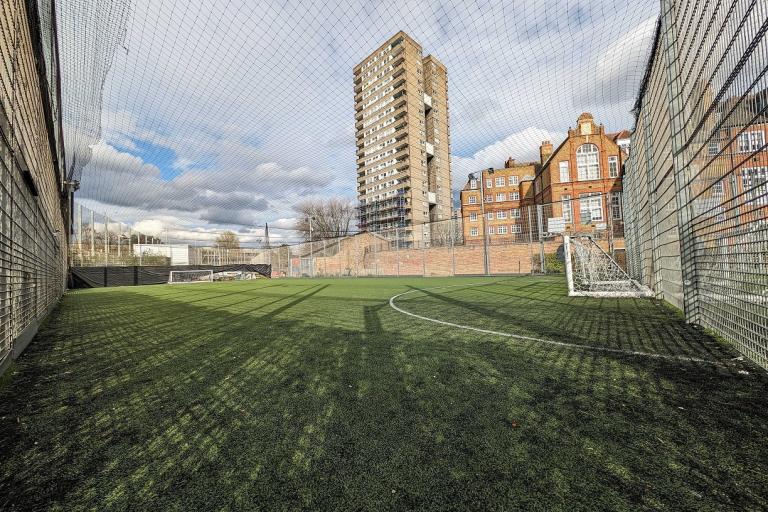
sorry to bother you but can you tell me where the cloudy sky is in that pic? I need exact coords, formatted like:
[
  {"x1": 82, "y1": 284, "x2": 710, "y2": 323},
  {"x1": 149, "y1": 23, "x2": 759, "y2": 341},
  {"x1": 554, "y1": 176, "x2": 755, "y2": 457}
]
[{"x1": 59, "y1": 0, "x2": 658, "y2": 244}]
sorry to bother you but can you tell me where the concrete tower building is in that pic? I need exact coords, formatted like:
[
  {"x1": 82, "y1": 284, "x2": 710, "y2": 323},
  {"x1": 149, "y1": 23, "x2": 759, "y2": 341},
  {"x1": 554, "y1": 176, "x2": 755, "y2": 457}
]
[{"x1": 354, "y1": 32, "x2": 451, "y2": 246}]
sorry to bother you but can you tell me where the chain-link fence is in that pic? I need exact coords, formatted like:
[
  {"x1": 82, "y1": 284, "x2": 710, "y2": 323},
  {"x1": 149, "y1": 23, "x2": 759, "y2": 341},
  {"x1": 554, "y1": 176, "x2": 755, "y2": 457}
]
[
  {"x1": 1, "y1": 0, "x2": 68, "y2": 373},
  {"x1": 255, "y1": 195, "x2": 624, "y2": 278},
  {"x1": 625, "y1": 0, "x2": 768, "y2": 368}
]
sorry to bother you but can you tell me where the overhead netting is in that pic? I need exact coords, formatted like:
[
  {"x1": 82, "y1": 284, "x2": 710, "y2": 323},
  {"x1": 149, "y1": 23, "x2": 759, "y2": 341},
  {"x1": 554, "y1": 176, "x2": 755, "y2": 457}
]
[{"x1": 55, "y1": 0, "x2": 658, "y2": 245}]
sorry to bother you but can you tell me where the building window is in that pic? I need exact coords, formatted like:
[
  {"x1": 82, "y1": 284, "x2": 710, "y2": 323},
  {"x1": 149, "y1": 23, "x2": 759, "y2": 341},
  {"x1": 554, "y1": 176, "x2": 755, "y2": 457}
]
[
  {"x1": 497, "y1": 211, "x2": 507, "y2": 219},
  {"x1": 485, "y1": 194, "x2": 493, "y2": 202},
  {"x1": 469, "y1": 212, "x2": 478, "y2": 221},
  {"x1": 495, "y1": 177, "x2": 505, "y2": 187},
  {"x1": 610, "y1": 192, "x2": 622, "y2": 220},
  {"x1": 712, "y1": 181, "x2": 724, "y2": 197},
  {"x1": 511, "y1": 225, "x2": 522, "y2": 233},
  {"x1": 509, "y1": 175, "x2": 519, "y2": 186},
  {"x1": 510, "y1": 192, "x2": 520, "y2": 200},
  {"x1": 470, "y1": 179, "x2": 478, "y2": 189},
  {"x1": 608, "y1": 156, "x2": 619, "y2": 178},
  {"x1": 487, "y1": 212, "x2": 493, "y2": 220},
  {"x1": 742, "y1": 167, "x2": 768, "y2": 205},
  {"x1": 468, "y1": 195, "x2": 477, "y2": 204},
  {"x1": 708, "y1": 141, "x2": 719, "y2": 156},
  {"x1": 559, "y1": 161, "x2": 570, "y2": 183},
  {"x1": 497, "y1": 225, "x2": 508, "y2": 235},
  {"x1": 510, "y1": 208, "x2": 521, "y2": 218},
  {"x1": 562, "y1": 194, "x2": 572, "y2": 222},
  {"x1": 496, "y1": 193, "x2": 506, "y2": 201},
  {"x1": 738, "y1": 131, "x2": 766, "y2": 153},
  {"x1": 579, "y1": 193, "x2": 603, "y2": 222},
  {"x1": 576, "y1": 144, "x2": 600, "y2": 180},
  {"x1": 486, "y1": 178, "x2": 493, "y2": 188},
  {"x1": 488, "y1": 226, "x2": 495, "y2": 235},
  {"x1": 470, "y1": 227, "x2": 478, "y2": 236}
]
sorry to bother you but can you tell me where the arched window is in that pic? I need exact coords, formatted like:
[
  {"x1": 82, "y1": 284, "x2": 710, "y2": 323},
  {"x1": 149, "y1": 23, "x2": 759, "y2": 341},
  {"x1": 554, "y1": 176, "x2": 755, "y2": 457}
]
[{"x1": 576, "y1": 144, "x2": 600, "y2": 180}]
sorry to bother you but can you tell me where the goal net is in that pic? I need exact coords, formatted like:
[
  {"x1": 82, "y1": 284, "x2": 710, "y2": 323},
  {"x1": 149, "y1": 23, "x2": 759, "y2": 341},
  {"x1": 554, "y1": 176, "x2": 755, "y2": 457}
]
[
  {"x1": 564, "y1": 235, "x2": 653, "y2": 297},
  {"x1": 168, "y1": 270, "x2": 214, "y2": 284}
]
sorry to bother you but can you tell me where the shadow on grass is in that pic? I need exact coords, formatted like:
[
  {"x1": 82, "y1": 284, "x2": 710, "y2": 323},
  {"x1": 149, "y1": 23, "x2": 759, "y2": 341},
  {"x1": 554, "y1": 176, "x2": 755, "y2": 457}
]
[
  {"x1": 0, "y1": 278, "x2": 766, "y2": 510},
  {"x1": 400, "y1": 281, "x2": 736, "y2": 363}
]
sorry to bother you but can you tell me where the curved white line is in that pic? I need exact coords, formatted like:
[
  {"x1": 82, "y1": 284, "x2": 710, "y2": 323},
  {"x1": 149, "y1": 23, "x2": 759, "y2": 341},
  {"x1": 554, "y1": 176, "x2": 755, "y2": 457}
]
[{"x1": 388, "y1": 282, "x2": 725, "y2": 366}]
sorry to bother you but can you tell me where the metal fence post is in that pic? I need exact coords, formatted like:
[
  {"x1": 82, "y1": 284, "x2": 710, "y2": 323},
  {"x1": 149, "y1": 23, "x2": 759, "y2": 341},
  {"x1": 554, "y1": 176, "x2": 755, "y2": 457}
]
[
  {"x1": 104, "y1": 213, "x2": 109, "y2": 267},
  {"x1": 526, "y1": 206, "x2": 534, "y2": 273},
  {"x1": 396, "y1": 228, "x2": 400, "y2": 278},
  {"x1": 537, "y1": 205, "x2": 545, "y2": 273},
  {"x1": 89, "y1": 209, "x2": 95, "y2": 258}
]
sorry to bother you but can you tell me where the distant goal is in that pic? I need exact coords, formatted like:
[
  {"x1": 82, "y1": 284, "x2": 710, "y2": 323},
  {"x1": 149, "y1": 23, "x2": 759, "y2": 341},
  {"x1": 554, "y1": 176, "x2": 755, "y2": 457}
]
[
  {"x1": 168, "y1": 270, "x2": 214, "y2": 284},
  {"x1": 564, "y1": 235, "x2": 653, "y2": 298}
]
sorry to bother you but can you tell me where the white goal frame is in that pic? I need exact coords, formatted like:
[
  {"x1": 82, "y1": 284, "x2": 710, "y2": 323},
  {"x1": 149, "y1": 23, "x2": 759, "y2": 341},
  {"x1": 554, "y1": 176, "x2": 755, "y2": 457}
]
[
  {"x1": 564, "y1": 235, "x2": 653, "y2": 298},
  {"x1": 168, "y1": 270, "x2": 214, "y2": 284}
]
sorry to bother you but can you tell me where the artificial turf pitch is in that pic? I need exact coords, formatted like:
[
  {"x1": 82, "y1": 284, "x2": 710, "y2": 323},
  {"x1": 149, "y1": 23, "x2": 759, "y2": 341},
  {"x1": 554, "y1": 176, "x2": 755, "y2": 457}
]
[{"x1": 1, "y1": 276, "x2": 767, "y2": 510}]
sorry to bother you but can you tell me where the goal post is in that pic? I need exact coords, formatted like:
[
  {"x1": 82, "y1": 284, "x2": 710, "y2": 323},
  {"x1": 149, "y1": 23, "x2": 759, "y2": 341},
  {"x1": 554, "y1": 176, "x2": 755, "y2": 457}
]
[
  {"x1": 168, "y1": 269, "x2": 214, "y2": 284},
  {"x1": 564, "y1": 235, "x2": 653, "y2": 298}
]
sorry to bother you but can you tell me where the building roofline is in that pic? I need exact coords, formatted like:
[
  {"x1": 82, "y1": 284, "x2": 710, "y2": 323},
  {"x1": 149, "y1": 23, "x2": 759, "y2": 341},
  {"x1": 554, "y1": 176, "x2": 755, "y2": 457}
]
[{"x1": 353, "y1": 31, "x2": 420, "y2": 73}]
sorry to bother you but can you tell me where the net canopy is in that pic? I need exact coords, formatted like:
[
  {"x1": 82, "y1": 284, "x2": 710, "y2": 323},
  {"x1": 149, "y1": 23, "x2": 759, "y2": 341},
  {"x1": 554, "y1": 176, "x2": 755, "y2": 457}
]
[{"x1": 55, "y1": 0, "x2": 658, "y2": 243}]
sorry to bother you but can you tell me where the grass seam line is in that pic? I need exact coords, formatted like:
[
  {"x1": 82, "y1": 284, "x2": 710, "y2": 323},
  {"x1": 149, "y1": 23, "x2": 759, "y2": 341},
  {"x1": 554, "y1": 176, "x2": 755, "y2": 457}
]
[{"x1": 388, "y1": 283, "x2": 728, "y2": 367}]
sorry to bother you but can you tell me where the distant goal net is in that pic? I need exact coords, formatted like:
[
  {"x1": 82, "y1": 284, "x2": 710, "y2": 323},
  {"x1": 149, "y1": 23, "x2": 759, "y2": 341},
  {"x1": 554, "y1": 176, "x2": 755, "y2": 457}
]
[
  {"x1": 564, "y1": 235, "x2": 653, "y2": 298},
  {"x1": 168, "y1": 270, "x2": 214, "y2": 284}
]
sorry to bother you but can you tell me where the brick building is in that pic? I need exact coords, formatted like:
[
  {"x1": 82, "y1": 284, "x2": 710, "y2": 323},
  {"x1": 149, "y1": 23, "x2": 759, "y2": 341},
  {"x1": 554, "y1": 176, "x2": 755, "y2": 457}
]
[
  {"x1": 459, "y1": 113, "x2": 629, "y2": 243},
  {"x1": 533, "y1": 112, "x2": 627, "y2": 232},
  {"x1": 459, "y1": 158, "x2": 537, "y2": 243}
]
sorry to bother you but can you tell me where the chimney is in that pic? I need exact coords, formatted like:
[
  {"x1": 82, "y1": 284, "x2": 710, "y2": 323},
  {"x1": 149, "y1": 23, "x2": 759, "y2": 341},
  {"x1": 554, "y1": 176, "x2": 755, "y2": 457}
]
[
  {"x1": 540, "y1": 141, "x2": 553, "y2": 165},
  {"x1": 505, "y1": 157, "x2": 515, "y2": 168}
]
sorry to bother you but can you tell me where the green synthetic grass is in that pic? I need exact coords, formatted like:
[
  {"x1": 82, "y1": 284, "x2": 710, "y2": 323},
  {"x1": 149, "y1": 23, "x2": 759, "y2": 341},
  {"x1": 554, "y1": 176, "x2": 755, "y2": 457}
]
[{"x1": 0, "y1": 276, "x2": 766, "y2": 511}]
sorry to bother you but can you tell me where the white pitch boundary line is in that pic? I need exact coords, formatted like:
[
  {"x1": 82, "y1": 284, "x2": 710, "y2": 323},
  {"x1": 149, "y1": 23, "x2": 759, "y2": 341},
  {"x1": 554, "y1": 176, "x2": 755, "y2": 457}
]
[{"x1": 388, "y1": 281, "x2": 727, "y2": 366}]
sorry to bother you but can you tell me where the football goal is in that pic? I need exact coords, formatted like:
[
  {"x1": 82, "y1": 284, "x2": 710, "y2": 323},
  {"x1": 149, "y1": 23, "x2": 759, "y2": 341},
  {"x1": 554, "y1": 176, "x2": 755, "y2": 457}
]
[
  {"x1": 564, "y1": 235, "x2": 653, "y2": 298},
  {"x1": 168, "y1": 270, "x2": 214, "y2": 284}
]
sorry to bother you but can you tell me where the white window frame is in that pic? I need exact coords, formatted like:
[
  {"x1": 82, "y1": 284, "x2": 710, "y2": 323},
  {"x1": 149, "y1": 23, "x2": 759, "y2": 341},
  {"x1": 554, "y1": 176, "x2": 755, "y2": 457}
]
[
  {"x1": 509, "y1": 175, "x2": 519, "y2": 186},
  {"x1": 610, "y1": 192, "x2": 622, "y2": 220},
  {"x1": 576, "y1": 144, "x2": 600, "y2": 181},
  {"x1": 488, "y1": 226, "x2": 495, "y2": 235},
  {"x1": 486, "y1": 178, "x2": 493, "y2": 188},
  {"x1": 496, "y1": 211, "x2": 507, "y2": 219},
  {"x1": 742, "y1": 167, "x2": 768, "y2": 206},
  {"x1": 468, "y1": 195, "x2": 477, "y2": 204},
  {"x1": 738, "y1": 131, "x2": 765, "y2": 153},
  {"x1": 497, "y1": 225, "x2": 508, "y2": 235},
  {"x1": 510, "y1": 192, "x2": 520, "y2": 201},
  {"x1": 469, "y1": 212, "x2": 478, "y2": 221},
  {"x1": 495, "y1": 176, "x2": 505, "y2": 187},
  {"x1": 470, "y1": 227, "x2": 478, "y2": 236},
  {"x1": 496, "y1": 192, "x2": 506, "y2": 202},
  {"x1": 510, "y1": 208, "x2": 521, "y2": 218},
  {"x1": 562, "y1": 194, "x2": 572, "y2": 222},
  {"x1": 579, "y1": 193, "x2": 603, "y2": 222},
  {"x1": 487, "y1": 212, "x2": 493, "y2": 220},
  {"x1": 559, "y1": 161, "x2": 570, "y2": 183},
  {"x1": 608, "y1": 156, "x2": 619, "y2": 178},
  {"x1": 511, "y1": 225, "x2": 522, "y2": 233},
  {"x1": 470, "y1": 179, "x2": 478, "y2": 189},
  {"x1": 485, "y1": 194, "x2": 493, "y2": 202}
]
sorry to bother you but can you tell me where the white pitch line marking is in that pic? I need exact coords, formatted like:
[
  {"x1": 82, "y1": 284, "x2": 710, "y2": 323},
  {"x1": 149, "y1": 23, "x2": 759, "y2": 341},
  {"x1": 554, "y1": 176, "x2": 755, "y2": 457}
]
[{"x1": 388, "y1": 282, "x2": 726, "y2": 366}]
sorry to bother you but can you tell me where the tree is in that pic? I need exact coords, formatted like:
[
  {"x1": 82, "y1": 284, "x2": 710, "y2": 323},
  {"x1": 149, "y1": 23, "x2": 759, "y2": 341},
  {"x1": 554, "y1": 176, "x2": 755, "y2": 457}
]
[
  {"x1": 294, "y1": 198, "x2": 355, "y2": 241},
  {"x1": 216, "y1": 230, "x2": 240, "y2": 249}
]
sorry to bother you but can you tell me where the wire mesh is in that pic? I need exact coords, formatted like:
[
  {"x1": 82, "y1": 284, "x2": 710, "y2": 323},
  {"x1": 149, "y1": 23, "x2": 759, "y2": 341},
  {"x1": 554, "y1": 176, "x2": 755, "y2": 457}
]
[
  {"x1": 625, "y1": 0, "x2": 768, "y2": 368},
  {"x1": 0, "y1": 0, "x2": 67, "y2": 371}
]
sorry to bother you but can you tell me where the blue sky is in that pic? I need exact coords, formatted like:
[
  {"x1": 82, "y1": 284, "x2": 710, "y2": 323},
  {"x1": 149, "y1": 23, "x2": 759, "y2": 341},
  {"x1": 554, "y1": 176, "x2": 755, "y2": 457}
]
[{"x1": 60, "y1": 0, "x2": 659, "y2": 244}]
